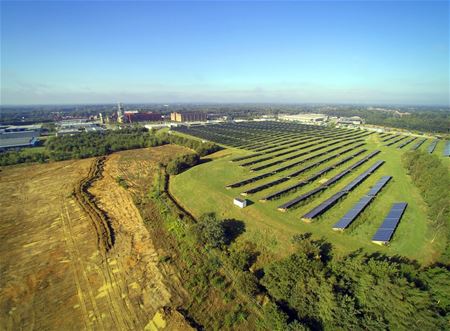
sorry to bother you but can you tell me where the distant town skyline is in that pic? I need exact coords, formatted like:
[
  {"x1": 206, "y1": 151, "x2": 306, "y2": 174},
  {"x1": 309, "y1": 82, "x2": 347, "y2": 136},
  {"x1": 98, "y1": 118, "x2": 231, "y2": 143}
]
[{"x1": 1, "y1": 1, "x2": 449, "y2": 106}]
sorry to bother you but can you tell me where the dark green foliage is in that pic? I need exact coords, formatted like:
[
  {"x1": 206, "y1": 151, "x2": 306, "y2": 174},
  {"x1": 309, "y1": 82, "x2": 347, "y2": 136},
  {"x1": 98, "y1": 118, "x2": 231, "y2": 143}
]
[
  {"x1": 261, "y1": 236, "x2": 449, "y2": 330},
  {"x1": 192, "y1": 213, "x2": 227, "y2": 249},
  {"x1": 325, "y1": 109, "x2": 450, "y2": 133},
  {"x1": 223, "y1": 304, "x2": 249, "y2": 328},
  {"x1": 228, "y1": 241, "x2": 257, "y2": 271},
  {"x1": 0, "y1": 150, "x2": 48, "y2": 166},
  {"x1": 402, "y1": 151, "x2": 450, "y2": 260},
  {"x1": 160, "y1": 132, "x2": 221, "y2": 156},
  {"x1": 0, "y1": 127, "x2": 165, "y2": 166},
  {"x1": 258, "y1": 301, "x2": 307, "y2": 331},
  {"x1": 419, "y1": 266, "x2": 450, "y2": 316},
  {"x1": 165, "y1": 153, "x2": 200, "y2": 175},
  {"x1": 234, "y1": 271, "x2": 259, "y2": 296},
  {"x1": 116, "y1": 176, "x2": 129, "y2": 189},
  {"x1": 45, "y1": 127, "x2": 162, "y2": 159},
  {"x1": 0, "y1": 127, "x2": 220, "y2": 167}
]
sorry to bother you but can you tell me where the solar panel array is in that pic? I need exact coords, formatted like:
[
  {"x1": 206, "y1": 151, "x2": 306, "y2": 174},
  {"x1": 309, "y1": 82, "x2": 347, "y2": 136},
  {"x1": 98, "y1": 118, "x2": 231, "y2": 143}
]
[
  {"x1": 300, "y1": 161, "x2": 385, "y2": 221},
  {"x1": 371, "y1": 202, "x2": 407, "y2": 244},
  {"x1": 258, "y1": 148, "x2": 366, "y2": 200},
  {"x1": 385, "y1": 135, "x2": 407, "y2": 147},
  {"x1": 173, "y1": 121, "x2": 371, "y2": 151},
  {"x1": 277, "y1": 151, "x2": 381, "y2": 211},
  {"x1": 241, "y1": 148, "x2": 366, "y2": 196},
  {"x1": 381, "y1": 134, "x2": 399, "y2": 143},
  {"x1": 444, "y1": 140, "x2": 450, "y2": 157},
  {"x1": 397, "y1": 137, "x2": 417, "y2": 149},
  {"x1": 428, "y1": 139, "x2": 438, "y2": 154},
  {"x1": 226, "y1": 140, "x2": 364, "y2": 189},
  {"x1": 332, "y1": 176, "x2": 392, "y2": 230},
  {"x1": 411, "y1": 138, "x2": 426, "y2": 151}
]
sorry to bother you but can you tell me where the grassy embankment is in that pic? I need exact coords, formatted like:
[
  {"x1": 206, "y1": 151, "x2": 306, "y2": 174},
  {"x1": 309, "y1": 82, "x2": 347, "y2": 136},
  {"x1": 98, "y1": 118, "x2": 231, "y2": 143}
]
[{"x1": 170, "y1": 132, "x2": 447, "y2": 265}]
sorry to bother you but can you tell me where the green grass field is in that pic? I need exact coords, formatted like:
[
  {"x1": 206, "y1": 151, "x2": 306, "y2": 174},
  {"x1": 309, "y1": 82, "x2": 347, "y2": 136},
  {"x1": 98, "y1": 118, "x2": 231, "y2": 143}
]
[{"x1": 170, "y1": 130, "x2": 447, "y2": 265}]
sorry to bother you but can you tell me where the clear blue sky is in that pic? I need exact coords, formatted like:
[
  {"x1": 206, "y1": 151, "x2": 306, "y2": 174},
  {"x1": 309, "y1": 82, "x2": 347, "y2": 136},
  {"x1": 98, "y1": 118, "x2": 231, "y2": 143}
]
[{"x1": 1, "y1": 1, "x2": 449, "y2": 105}]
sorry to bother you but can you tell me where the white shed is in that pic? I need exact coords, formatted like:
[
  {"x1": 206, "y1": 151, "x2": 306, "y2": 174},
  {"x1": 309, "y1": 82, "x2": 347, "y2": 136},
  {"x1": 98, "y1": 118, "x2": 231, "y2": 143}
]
[{"x1": 233, "y1": 197, "x2": 247, "y2": 208}]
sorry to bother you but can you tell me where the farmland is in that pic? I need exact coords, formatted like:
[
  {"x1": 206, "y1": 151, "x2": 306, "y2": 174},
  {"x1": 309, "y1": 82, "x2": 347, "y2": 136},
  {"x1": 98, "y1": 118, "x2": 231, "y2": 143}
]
[
  {"x1": 0, "y1": 145, "x2": 194, "y2": 331},
  {"x1": 170, "y1": 121, "x2": 447, "y2": 264}
]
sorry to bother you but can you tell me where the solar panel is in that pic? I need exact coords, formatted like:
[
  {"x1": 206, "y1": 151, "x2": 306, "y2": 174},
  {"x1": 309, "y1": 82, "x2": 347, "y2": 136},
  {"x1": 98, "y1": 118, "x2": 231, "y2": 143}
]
[
  {"x1": 444, "y1": 140, "x2": 450, "y2": 157},
  {"x1": 260, "y1": 148, "x2": 366, "y2": 201},
  {"x1": 371, "y1": 229, "x2": 394, "y2": 242},
  {"x1": 411, "y1": 139, "x2": 426, "y2": 151},
  {"x1": 397, "y1": 137, "x2": 417, "y2": 149},
  {"x1": 302, "y1": 191, "x2": 346, "y2": 221},
  {"x1": 428, "y1": 140, "x2": 438, "y2": 154},
  {"x1": 276, "y1": 152, "x2": 381, "y2": 211},
  {"x1": 371, "y1": 202, "x2": 407, "y2": 244},
  {"x1": 333, "y1": 176, "x2": 391, "y2": 230},
  {"x1": 366, "y1": 176, "x2": 391, "y2": 196},
  {"x1": 332, "y1": 196, "x2": 374, "y2": 230}
]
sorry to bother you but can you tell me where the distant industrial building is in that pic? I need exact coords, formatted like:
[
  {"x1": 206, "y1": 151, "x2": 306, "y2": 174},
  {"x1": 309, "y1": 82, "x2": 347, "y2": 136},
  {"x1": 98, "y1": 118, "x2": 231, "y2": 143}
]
[
  {"x1": 0, "y1": 136, "x2": 39, "y2": 151},
  {"x1": 337, "y1": 116, "x2": 364, "y2": 125},
  {"x1": 0, "y1": 125, "x2": 42, "y2": 151},
  {"x1": 278, "y1": 113, "x2": 328, "y2": 124},
  {"x1": 124, "y1": 111, "x2": 162, "y2": 123},
  {"x1": 56, "y1": 120, "x2": 105, "y2": 136},
  {"x1": 170, "y1": 112, "x2": 207, "y2": 122}
]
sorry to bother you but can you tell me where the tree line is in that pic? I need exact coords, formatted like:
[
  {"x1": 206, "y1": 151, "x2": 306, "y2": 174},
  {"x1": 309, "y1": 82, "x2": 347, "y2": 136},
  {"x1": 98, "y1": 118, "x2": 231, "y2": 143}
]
[
  {"x1": 402, "y1": 150, "x2": 450, "y2": 262},
  {"x1": 0, "y1": 128, "x2": 220, "y2": 166}
]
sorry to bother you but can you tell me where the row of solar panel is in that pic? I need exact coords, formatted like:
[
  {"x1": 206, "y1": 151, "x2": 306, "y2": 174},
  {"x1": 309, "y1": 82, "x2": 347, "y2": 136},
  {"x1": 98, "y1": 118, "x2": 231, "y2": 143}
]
[
  {"x1": 231, "y1": 135, "x2": 319, "y2": 162},
  {"x1": 397, "y1": 137, "x2": 417, "y2": 149},
  {"x1": 444, "y1": 140, "x2": 450, "y2": 157},
  {"x1": 175, "y1": 121, "x2": 351, "y2": 150},
  {"x1": 371, "y1": 203, "x2": 408, "y2": 244},
  {"x1": 240, "y1": 138, "x2": 330, "y2": 167},
  {"x1": 240, "y1": 129, "x2": 372, "y2": 167},
  {"x1": 300, "y1": 161, "x2": 385, "y2": 221},
  {"x1": 250, "y1": 137, "x2": 366, "y2": 172},
  {"x1": 276, "y1": 150, "x2": 381, "y2": 211},
  {"x1": 245, "y1": 128, "x2": 347, "y2": 153},
  {"x1": 428, "y1": 140, "x2": 438, "y2": 154},
  {"x1": 381, "y1": 134, "x2": 399, "y2": 142},
  {"x1": 247, "y1": 148, "x2": 366, "y2": 198},
  {"x1": 225, "y1": 140, "x2": 364, "y2": 189},
  {"x1": 332, "y1": 176, "x2": 392, "y2": 230},
  {"x1": 175, "y1": 124, "x2": 298, "y2": 149},
  {"x1": 385, "y1": 135, "x2": 408, "y2": 146},
  {"x1": 411, "y1": 138, "x2": 426, "y2": 151}
]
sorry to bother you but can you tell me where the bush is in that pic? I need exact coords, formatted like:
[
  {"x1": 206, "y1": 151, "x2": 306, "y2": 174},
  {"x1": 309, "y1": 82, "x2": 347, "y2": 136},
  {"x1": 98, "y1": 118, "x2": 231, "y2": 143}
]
[
  {"x1": 192, "y1": 213, "x2": 226, "y2": 249},
  {"x1": 235, "y1": 271, "x2": 259, "y2": 296},
  {"x1": 160, "y1": 132, "x2": 221, "y2": 156},
  {"x1": 166, "y1": 153, "x2": 200, "y2": 175}
]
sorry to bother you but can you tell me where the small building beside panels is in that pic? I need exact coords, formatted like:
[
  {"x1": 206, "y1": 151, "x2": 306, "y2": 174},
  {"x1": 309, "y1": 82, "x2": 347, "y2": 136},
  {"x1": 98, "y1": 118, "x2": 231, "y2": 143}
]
[{"x1": 233, "y1": 197, "x2": 247, "y2": 208}]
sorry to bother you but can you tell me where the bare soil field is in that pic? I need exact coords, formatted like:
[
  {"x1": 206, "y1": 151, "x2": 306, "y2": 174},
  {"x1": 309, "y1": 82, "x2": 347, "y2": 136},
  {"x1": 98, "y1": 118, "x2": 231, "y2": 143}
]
[{"x1": 0, "y1": 145, "x2": 193, "y2": 331}]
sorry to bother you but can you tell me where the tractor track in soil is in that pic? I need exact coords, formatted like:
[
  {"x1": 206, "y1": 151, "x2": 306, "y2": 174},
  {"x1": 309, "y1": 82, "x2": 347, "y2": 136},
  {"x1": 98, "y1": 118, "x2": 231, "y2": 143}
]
[{"x1": 72, "y1": 156, "x2": 115, "y2": 254}]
